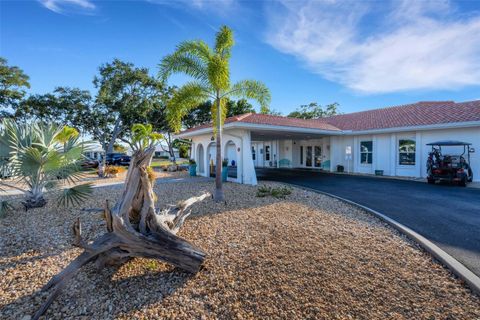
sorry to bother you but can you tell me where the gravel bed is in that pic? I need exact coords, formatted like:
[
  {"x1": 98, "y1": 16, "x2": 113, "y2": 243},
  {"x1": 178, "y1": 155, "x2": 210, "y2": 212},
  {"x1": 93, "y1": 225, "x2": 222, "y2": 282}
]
[{"x1": 1, "y1": 180, "x2": 479, "y2": 319}]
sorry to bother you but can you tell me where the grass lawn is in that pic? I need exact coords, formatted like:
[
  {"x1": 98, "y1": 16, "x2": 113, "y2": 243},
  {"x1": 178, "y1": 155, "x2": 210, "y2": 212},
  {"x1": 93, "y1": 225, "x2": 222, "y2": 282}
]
[
  {"x1": 1, "y1": 180, "x2": 479, "y2": 319},
  {"x1": 150, "y1": 158, "x2": 189, "y2": 167}
]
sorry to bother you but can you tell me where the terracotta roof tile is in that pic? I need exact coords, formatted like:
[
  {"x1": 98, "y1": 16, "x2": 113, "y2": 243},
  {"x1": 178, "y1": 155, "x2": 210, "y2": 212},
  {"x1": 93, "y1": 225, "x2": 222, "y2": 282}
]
[
  {"x1": 316, "y1": 100, "x2": 480, "y2": 131},
  {"x1": 180, "y1": 100, "x2": 480, "y2": 135}
]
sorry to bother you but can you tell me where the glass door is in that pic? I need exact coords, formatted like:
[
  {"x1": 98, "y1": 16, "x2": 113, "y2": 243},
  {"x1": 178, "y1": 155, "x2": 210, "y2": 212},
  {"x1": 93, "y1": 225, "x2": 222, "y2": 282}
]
[
  {"x1": 306, "y1": 146, "x2": 312, "y2": 167},
  {"x1": 314, "y1": 146, "x2": 322, "y2": 168}
]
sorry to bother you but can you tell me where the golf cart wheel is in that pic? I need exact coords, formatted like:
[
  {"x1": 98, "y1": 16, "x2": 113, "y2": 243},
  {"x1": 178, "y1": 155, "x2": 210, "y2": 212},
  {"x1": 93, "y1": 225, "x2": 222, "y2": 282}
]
[
  {"x1": 459, "y1": 177, "x2": 467, "y2": 187},
  {"x1": 427, "y1": 178, "x2": 435, "y2": 184},
  {"x1": 468, "y1": 168, "x2": 473, "y2": 182}
]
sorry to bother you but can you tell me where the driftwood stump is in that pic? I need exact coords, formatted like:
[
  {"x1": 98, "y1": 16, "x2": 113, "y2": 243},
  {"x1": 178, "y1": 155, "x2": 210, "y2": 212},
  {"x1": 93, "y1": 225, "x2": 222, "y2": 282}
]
[{"x1": 33, "y1": 146, "x2": 209, "y2": 319}]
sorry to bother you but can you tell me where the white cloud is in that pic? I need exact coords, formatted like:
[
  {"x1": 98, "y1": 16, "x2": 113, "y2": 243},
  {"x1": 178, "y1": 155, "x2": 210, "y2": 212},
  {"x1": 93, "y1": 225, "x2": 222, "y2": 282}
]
[
  {"x1": 146, "y1": 0, "x2": 235, "y2": 13},
  {"x1": 266, "y1": 0, "x2": 480, "y2": 93},
  {"x1": 39, "y1": 0, "x2": 95, "y2": 14}
]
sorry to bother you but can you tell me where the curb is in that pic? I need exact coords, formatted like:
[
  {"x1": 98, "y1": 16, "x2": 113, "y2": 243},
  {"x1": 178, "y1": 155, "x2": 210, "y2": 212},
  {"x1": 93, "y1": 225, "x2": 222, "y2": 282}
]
[{"x1": 279, "y1": 182, "x2": 480, "y2": 296}]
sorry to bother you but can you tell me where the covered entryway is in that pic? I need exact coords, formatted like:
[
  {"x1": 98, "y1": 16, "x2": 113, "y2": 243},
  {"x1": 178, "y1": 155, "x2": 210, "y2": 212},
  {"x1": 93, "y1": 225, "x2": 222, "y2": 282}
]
[{"x1": 250, "y1": 129, "x2": 332, "y2": 171}]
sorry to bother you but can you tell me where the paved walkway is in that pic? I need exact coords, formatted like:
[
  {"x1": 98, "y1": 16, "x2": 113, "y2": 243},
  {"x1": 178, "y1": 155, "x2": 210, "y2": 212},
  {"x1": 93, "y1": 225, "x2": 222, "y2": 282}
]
[{"x1": 256, "y1": 168, "x2": 480, "y2": 277}]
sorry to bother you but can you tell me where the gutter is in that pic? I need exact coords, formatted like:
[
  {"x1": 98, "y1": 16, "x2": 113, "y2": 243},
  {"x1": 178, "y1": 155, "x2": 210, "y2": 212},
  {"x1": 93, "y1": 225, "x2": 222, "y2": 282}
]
[{"x1": 176, "y1": 120, "x2": 480, "y2": 139}]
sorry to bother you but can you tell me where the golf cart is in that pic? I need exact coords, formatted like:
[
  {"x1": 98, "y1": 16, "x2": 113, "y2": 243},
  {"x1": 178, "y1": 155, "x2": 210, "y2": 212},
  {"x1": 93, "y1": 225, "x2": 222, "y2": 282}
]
[{"x1": 426, "y1": 141, "x2": 474, "y2": 187}]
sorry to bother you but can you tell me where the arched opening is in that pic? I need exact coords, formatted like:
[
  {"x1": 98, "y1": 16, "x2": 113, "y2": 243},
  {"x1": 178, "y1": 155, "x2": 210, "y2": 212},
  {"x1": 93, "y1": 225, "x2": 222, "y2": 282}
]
[
  {"x1": 196, "y1": 143, "x2": 205, "y2": 174},
  {"x1": 207, "y1": 142, "x2": 216, "y2": 177},
  {"x1": 224, "y1": 140, "x2": 238, "y2": 179}
]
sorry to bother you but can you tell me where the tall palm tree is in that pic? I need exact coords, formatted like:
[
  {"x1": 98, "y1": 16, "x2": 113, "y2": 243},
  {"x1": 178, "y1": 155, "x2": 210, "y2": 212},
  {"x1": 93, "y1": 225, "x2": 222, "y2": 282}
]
[
  {"x1": 0, "y1": 119, "x2": 92, "y2": 209},
  {"x1": 159, "y1": 25, "x2": 271, "y2": 201}
]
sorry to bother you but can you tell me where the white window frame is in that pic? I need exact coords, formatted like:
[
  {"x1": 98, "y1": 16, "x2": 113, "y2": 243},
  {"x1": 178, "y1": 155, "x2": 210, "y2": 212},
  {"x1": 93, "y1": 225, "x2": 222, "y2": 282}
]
[
  {"x1": 359, "y1": 140, "x2": 373, "y2": 166},
  {"x1": 397, "y1": 136, "x2": 416, "y2": 167}
]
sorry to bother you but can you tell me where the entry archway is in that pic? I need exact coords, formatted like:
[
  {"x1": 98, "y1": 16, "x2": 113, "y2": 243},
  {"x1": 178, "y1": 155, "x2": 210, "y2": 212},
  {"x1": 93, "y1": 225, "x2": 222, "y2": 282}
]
[
  {"x1": 207, "y1": 142, "x2": 216, "y2": 177},
  {"x1": 224, "y1": 140, "x2": 238, "y2": 179}
]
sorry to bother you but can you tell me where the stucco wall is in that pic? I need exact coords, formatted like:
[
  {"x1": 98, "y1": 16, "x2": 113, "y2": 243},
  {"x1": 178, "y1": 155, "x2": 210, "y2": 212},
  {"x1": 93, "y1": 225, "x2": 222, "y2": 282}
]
[{"x1": 331, "y1": 127, "x2": 479, "y2": 181}]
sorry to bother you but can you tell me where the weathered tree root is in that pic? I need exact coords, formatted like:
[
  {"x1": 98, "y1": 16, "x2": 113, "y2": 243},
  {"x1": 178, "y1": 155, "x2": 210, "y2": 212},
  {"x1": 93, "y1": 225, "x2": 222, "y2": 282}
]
[{"x1": 32, "y1": 147, "x2": 210, "y2": 319}]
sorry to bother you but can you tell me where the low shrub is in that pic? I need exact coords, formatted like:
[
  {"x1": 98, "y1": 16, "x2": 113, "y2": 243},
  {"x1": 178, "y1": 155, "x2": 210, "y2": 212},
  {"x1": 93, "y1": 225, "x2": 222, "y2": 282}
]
[
  {"x1": 256, "y1": 184, "x2": 292, "y2": 199},
  {"x1": 100, "y1": 165, "x2": 126, "y2": 177}
]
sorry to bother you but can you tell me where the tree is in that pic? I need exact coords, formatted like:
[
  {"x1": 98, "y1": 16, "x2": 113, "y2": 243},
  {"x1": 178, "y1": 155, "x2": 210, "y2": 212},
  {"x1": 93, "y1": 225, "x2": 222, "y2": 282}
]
[
  {"x1": 113, "y1": 143, "x2": 128, "y2": 153},
  {"x1": 0, "y1": 57, "x2": 30, "y2": 117},
  {"x1": 182, "y1": 100, "x2": 213, "y2": 129},
  {"x1": 32, "y1": 123, "x2": 210, "y2": 319},
  {"x1": 0, "y1": 120, "x2": 92, "y2": 209},
  {"x1": 14, "y1": 87, "x2": 91, "y2": 125},
  {"x1": 288, "y1": 102, "x2": 340, "y2": 119},
  {"x1": 226, "y1": 99, "x2": 255, "y2": 117},
  {"x1": 183, "y1": 99, "x2": 256, "y2": 129},
  {"x1": 159, "y1": 26, "x2": 271, "y2": 201},
  {"x1": 93, "y1": 59, "x2": 164, "y2": 154}
]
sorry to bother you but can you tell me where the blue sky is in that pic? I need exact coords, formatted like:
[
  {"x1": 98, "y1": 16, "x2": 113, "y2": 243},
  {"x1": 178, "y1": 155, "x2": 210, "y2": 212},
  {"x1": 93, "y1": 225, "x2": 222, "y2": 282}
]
[{"x1": 1, "y1": 0, "x2": 480, "y2": 114}]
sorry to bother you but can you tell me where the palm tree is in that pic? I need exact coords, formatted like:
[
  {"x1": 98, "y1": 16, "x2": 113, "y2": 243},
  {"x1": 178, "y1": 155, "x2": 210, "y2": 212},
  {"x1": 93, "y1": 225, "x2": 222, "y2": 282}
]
[
  {"x1": 0, "y1": 119, "x2": 92, "y2": 209},
  {"x1": 159, "y1": 25, "x2": 271, "y2": 201}
]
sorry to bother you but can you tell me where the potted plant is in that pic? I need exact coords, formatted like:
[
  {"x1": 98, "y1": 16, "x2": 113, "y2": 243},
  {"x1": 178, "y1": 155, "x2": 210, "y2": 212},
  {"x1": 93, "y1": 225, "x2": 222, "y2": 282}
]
[
  {"x1": 221, "y1": 158, "x2": 229, "y2": 182},
  {"x1": 188, "y1": 159, "x2": 196, "y2": 176}
]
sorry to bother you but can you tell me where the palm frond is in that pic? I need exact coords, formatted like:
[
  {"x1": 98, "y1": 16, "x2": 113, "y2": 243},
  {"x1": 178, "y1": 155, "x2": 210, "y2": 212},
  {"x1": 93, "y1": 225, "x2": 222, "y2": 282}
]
[
  {"x1": 54, "y1": 126, "x2": 79, "y2": 145},
  {"x1": 57, "y1": 183, "x2": 93, "y2": 208},
  {"x1": 175, "y1": 40, "x2": 212, "y2": 64},
  {"x1": 208, "y1": 55, "x2": 230, "y2": 91},
  {"x1": 215, "y1": 26, "x2": 234, "y2": 58},
  {"x1": 167, "y1": 82, "x2": 211, "y2": 132},
  {"x1": 211, "y1": 97, "x2": 228, "y2": 135},
  {"x1": 227, "y1": 80, "x2": 271, "y2": 113},
  {"x1": 158, "y1": 51, "x2": 209, "y2": 83}
]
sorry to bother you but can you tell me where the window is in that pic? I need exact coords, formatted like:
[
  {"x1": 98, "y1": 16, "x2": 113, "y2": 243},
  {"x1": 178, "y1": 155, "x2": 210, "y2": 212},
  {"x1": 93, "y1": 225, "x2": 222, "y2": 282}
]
[
  {"x1": 398, "y1": 139, "x2": 416, "y2": 165},
  {"x1": 265, "y1": 145, "x2": 270, "y2": 161},
  {"x1": 360, "y1": 141, "x2": 373, "y2": 164},
  {"x1": 251, "y1": 146, "x2": 256, "y2": 160},
  {"x1": 300, "y1": 146, "x2": 303, "y2": 164}
]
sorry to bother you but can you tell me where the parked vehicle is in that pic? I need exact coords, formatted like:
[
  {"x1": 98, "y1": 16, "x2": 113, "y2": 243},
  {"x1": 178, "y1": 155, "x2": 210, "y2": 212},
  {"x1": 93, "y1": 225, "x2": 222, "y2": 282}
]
[
  {"x1": 80, "y1": 157, "x2": 99, "y2": 169},
  {"x1": 0, "y1": 157, "x2": 12, "y2": 179},
  {"x1": 426, "y1": 141, "x2": 474, "y2": 187},
  {"x1": 104, "y1": 153, "x2": 131, "y2": 166}
]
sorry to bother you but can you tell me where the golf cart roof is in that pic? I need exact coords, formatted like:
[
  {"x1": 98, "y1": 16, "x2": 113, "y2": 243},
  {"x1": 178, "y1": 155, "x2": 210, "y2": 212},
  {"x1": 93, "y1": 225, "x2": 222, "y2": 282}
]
[{"x1": 426, "y1": 140, "x2": 472, "y2": 146}]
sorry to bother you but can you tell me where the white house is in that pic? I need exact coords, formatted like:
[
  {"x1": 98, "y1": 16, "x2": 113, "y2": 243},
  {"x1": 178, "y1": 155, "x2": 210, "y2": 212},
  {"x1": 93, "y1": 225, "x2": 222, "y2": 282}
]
[{"x1": 177, "y1": 100, "x2": 480, "y2": 184}]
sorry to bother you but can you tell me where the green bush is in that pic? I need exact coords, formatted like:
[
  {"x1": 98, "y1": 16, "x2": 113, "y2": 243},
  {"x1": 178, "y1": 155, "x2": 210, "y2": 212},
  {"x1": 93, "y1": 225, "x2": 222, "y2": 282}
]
[{"x1": 256, "y1": 184, "x2": 292, "y2": 199}]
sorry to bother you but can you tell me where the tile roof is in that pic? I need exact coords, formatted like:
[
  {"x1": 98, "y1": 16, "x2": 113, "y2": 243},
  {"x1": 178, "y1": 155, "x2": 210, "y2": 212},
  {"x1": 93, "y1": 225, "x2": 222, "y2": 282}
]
[
  {"x1": 316, "y1": 100, "x2": 480, "y2": 131},
  {"x1": 181, "y1": 112, "x2": 341, "y2": 133},
  {"x1": 180, "y1": 100, "x2": 480, "y2": 135}
]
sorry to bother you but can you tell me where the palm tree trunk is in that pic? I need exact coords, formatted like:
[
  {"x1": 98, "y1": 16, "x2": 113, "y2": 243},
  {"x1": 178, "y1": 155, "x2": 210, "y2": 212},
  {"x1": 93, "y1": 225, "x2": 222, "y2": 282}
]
[
  {"x1": 23, "y1": 186, "x2": 47, "y2": 210},
  {"x1": 214, "y1": 96, "x2": 224, "y2": 202}
]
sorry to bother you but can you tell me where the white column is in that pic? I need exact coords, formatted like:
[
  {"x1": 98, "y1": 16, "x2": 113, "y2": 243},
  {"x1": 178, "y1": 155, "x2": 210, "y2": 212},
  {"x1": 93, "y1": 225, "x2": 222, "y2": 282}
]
[
  {"x1": 415, "y1": 132, "x2": 422, "y2": 178},
  {"x1": 353, "y1": 136, "x2": 359, "y2": 173},
  {"x1": 390, "y1": 133, "x2": 396, "y2": 177},
  {"x1": 241, "y1": 130, "x2": 257, "y2": 185}
]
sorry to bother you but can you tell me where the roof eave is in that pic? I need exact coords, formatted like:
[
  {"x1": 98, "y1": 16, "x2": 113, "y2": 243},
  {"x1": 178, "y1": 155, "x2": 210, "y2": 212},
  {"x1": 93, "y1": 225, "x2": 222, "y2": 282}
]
[{"x1": 175, "y1": 122, "x2": 342, "y2": 138}]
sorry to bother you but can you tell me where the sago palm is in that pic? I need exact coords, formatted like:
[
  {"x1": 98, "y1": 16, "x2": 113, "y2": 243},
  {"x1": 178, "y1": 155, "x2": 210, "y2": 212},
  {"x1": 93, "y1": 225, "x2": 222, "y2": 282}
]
[
  {"x1": 159, "y1": 25, "x2": 271, "y2": 201},
  {"x1": 0, "y1": 119, "x2": 93, "y2": 210}
]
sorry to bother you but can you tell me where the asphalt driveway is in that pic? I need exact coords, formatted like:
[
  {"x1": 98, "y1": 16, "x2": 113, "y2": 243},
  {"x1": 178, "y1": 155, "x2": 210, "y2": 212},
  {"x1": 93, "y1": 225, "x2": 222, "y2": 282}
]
[{"x1": 256, "y1": 168, "x2": 480, "y2": 277}]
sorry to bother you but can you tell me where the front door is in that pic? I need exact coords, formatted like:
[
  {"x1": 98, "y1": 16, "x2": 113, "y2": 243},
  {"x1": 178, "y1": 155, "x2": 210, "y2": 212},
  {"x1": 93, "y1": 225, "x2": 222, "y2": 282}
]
[{"x1": 303, "y1": 145, "x2": 322, "y2": 168}]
